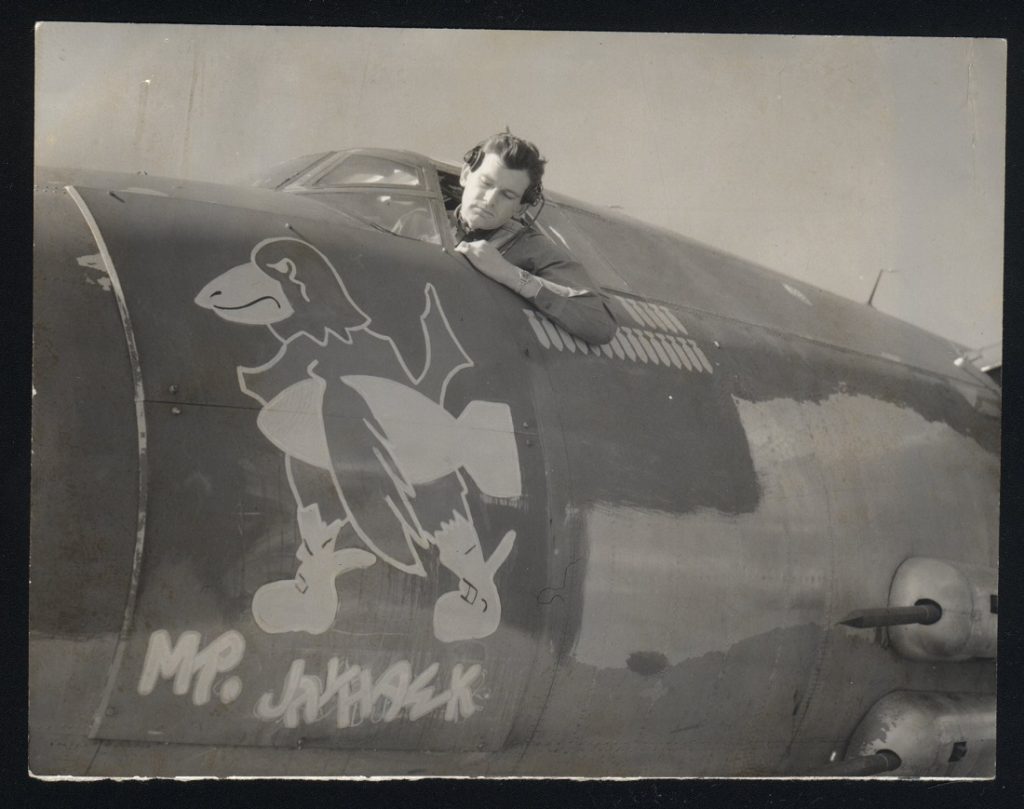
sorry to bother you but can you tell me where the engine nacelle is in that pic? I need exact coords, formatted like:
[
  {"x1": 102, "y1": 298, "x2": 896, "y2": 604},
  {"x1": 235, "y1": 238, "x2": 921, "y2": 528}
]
[
  {"x1": 887, "y1": 557, "x2": 997, "y2": 661},
  {"x1": 844, "y1": 690, "x2": 995, "y2": 777}
]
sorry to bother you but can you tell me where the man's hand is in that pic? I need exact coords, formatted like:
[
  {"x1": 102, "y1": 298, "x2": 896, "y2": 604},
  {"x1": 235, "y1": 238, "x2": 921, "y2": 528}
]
[{"x1": 454, "y1": 239, "x2": 519, "y2": 288}]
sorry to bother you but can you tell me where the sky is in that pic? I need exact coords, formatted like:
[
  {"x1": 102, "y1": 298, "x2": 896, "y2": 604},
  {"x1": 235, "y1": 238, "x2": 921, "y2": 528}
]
[{"x1": 35, "y1": 25, "x2": 1006, "y2": 360}]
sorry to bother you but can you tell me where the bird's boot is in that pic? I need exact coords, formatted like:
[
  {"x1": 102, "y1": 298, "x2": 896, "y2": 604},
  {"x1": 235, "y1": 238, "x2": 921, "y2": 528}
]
[
  {"x1": 431, "y1": 514, "x2": 516, "y2": 642},
  {"x1": 252, "y1": 504, "x2": 375, "y2": 635}
]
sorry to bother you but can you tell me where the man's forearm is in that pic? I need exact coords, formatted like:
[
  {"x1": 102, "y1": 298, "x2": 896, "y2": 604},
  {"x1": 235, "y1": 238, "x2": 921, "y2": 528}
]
[
  {"x1": 500, "y1": 265, "x2": 617, "y2": 346},
  {"x1": 515, "y1": 270, "x2": 586, "y2": 301},
  {"x1": 455, "y1": 238, "x2": 618, "y2": 345},
  {"x1": 531, "y1": 286, "x2": 618, "y2": 346}
]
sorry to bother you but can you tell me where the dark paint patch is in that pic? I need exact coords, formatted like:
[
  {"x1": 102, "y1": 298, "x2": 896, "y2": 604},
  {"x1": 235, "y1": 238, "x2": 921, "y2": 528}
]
[
  {"x1": 540, "y1": 240, "x2": 996, "y2": 526},
  {"x1": 626, "y1": 651, "x2": 669, "y2": 676},
  {"x1": 547, "y1": 349, "x2": 761, "y2": 515}
]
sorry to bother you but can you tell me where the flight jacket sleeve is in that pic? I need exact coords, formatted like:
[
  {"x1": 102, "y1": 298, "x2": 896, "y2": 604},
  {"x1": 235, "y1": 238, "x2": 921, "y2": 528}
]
[{"x1": 502, "y1": 228, "x2": 619, "y2": 346}]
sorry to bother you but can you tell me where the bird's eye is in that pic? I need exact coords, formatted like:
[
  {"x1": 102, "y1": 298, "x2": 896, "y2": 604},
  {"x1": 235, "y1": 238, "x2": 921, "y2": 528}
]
[{"x1": 267, "y1": 258, "x2": 295, "y2": 275}]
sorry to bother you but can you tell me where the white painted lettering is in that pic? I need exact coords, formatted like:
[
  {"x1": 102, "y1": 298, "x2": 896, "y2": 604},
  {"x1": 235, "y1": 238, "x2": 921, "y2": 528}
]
[
  {"x1": 255, "y1": 657, "x2": 482, "y2": 728},
  {"x1": 371, "y1": 660, "x2": 412, "y2": 722},
  {"x1": 137, "y1": 629, "x2": 245, "y2": 706},
  {"x1": 444, "y1": 663, "x2": 483, "y2": 721},
  {"x1": 255, "y1": 658, "x2": 321, "y2": 728},
  {"x1": 335, "y1": 666, "x2": 373, "y2": 728},
  {"x1": 403, "y1": 662, "x2": 452, "y2": 721}
]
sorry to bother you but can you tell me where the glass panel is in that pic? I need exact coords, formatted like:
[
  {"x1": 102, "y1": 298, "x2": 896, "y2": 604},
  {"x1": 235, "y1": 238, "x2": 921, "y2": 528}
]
[
  {"x1": 313, "y1": 192, "x2": 441, "y2": 245},
  {"x1": 436, "y1": 168, "x2": 462, "y2": 210},
  {"x1": 244, "y1": 152, "x2": 331, "y2": 189},
  {"x1": 315, "y1": 154, "x2": 421, "y2": 188}
]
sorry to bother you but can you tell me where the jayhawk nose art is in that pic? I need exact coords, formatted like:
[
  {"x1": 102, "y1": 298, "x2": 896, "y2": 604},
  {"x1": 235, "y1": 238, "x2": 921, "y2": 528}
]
[{"x1": 197, "y1": 237, "x2": 523, "y2": 643}]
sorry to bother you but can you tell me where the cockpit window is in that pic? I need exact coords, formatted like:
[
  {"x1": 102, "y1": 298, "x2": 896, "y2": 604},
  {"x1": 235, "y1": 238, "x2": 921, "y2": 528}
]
[
  {"x1": 309, "y1": 191, "x2": 441, "y2": 245},
  {"x1": 314, "y1": 154, "x2": 422, "y2": 188},
  {"x1": 244, "y1": 152, "x2": 332, "y2": 189}
]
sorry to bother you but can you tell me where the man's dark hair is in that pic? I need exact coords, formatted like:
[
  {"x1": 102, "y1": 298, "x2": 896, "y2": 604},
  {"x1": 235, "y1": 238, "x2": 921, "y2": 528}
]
[{"x1": 463, "y1": 132, "x2": 546, "y2": 205}]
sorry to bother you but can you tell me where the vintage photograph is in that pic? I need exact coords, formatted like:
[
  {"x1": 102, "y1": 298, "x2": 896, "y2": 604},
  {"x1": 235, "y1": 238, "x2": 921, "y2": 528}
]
[{"x1": 31, "y1": 24, "x2": 1003, "y2": 778}]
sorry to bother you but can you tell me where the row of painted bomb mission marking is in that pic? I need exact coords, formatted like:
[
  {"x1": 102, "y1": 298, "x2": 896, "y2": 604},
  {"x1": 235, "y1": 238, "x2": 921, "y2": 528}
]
[
  {"x1": 523, "y1": 299, "x2": 714, "y2": 373},
  {"x1": 616, "y1": 297, "x2": 689, "y2": 335},
  {"x1": 524, "y1": 310, "x2": 714, "y2": 373}
]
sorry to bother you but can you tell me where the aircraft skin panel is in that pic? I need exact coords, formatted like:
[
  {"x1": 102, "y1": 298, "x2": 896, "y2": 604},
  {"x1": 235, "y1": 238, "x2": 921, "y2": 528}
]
[
  {"x1": 529, "y1": 396, "x2": 995, "y2": 775},
  {"x1": 29, "y1": 165, "x2": 998, "y2": 776},
  {"x1": 516, "y1": 274, "x2": 996, "y2": 774},
  {"x1": 556, "y1": 201, "x2": 995, "y2": 392}
]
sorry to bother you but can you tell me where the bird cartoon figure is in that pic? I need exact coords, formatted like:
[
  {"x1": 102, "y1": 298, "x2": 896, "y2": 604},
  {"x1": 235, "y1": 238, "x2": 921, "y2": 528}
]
[{"x1": 195, "y1": 236, "x2": 522, "y2": 642}]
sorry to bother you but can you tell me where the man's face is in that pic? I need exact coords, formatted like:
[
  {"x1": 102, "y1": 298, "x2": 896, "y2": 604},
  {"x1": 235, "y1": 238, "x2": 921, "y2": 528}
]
[{"x1": 459, "y1": 152, "x2": 531, "y2": 232}]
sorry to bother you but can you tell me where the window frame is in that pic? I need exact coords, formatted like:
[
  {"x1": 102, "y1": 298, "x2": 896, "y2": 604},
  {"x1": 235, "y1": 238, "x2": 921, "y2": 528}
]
[
  {"x1": 305, "y1": 152, "x2": 426, "y2": 191},
  {"x1": 281, "y1": 150, "x2": 453, "y2": 247}
]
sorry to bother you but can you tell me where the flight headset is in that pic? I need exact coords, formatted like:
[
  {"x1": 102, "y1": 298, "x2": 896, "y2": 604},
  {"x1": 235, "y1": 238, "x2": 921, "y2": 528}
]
[{"x1": 462, "y1": 138, "x2": 547, "y2": 255}]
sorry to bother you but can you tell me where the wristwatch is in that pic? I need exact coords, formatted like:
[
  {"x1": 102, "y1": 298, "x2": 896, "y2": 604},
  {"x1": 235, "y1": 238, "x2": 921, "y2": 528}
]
[{"x1": 516, "y1": 268, "x2": 542, "y2": 300}]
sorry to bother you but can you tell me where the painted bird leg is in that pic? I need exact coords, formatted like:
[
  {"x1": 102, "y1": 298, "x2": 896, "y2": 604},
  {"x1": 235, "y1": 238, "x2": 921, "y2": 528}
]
[
  {"x1": 431, "y1": 514, "x2": 516, "y2": 642},
  {"x1": 252, "y1": 503, "x2": 375, "y2": 635}
]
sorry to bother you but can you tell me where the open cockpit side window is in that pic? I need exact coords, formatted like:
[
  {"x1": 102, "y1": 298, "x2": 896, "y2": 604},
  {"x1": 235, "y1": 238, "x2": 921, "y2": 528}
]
[
  {"x1": 436, "y1": 167, "x2": 463, "y2": 213},
  {"x1": 432, "y1": 159, "x2": 630, "y2": 290}
]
